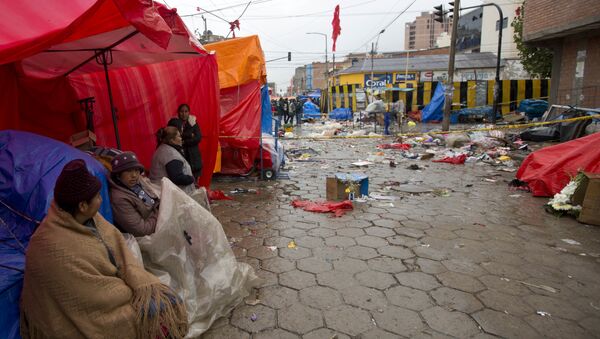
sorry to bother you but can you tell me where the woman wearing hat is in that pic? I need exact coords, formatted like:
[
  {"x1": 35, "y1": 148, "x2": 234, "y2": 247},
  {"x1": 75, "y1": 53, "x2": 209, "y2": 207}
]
[
  {"x1": 20, "y1": 159, "x2": 188, "y2": 338},
  {"x1": 109, "y1": 151, "x2": 160, "y2": 237}
]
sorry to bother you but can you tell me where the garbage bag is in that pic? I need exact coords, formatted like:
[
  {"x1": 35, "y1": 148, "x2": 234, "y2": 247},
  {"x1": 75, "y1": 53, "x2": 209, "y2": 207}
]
[
  {"x1": 517, "y1": 99, "x2": 548, "y2": 120},
  {"x1": 137, "y1": 178, "x2": 261, "y2": 337}
]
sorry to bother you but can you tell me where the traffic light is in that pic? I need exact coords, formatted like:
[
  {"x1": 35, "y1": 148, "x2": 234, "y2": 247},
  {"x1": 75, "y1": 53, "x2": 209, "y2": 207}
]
[
  {"x1": 288, "y1": 52, "x2": 291, "y2": 61},
  {"x1": 448, "y1": 2, "x2": 455, "y2": 19},
  {"x1": 433, "y1": 4, "x2": 445, "y2": 23}
]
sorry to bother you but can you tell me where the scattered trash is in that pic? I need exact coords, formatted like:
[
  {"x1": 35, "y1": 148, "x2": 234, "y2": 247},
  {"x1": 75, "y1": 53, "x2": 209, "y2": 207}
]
[
  {"x1": 245, "y1": 299, "x2": 261, "y2": 306},
  {"x1": 433, "y1": 154, "x2": 467, "y2": 165},
  {"x1": 432, "y1": 189, "x2": 451, "y2": 197},
  {"x1": 267, "y1": 246, "x2": 277, "y2": 251},
  {"x1": 230, "y1": 188, "x2": 257, "y2": 194},
  {"x1": 591, "y1": 302, "x2": 600, "y2": 311},
  {"x1": 483, "y1": 178, "x2": 497, "y2": 183},
  {"x1": 377, "y1": 143, "x2": 411, "y2": 150},
  {"x1": 519, "y1": 281, "x2": 558, "y2": 293},
  {"x1": 509, "y1": 194, "x2": 522, "y2": 198},
  {"x1": 536, "y1": 311, "x2": 551, "y2": 317},
  {"x1": 407, "y1": 121, "x2": 417, "y2": 128},
  {"x1": 420, "y1": 153, "x2": 435, "y2": 160},
  {"x1": 500, "y1": 277, "x2": 510, "y2": 282},
  {"x1": 351, "y1": 160, "x2": 374, "y2": 167},
  {"x1": 291, "y1": 199, "x2": 353, "y2": 217},
  {"x1": 473, "y1": 223, "x2": 486, "y2": 227},
  {"x1": 498, "y1": 155, "x2": 512, "y2": 162},
  {"x1": 389, "y1": 160, "x2": 396, "y2": 168},
  {"x1": 207, "y1": 189, "x2": 233, "y2": 201},
  {"x1": 369, "y1": 193, "x2": 398, "y2": 201},
  {"x1": 561, "y1": 239, "x2": 581, "y2": 246},
  {"x1": 406, "y1": 164, "x2": 423, "y2": 170},
  {"x1": 287, "y1": 240, "x2": 297, "y2": 249},
  {"x1": 250, "y1": 313, "x2": 258, "y2": 322}
]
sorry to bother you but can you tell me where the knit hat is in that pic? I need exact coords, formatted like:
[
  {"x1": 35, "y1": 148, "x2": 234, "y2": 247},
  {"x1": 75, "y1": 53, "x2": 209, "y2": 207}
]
[
  {"x1": 111, "y1": 152, "x2": 144, "y2": 174},
  {"x1": 54, "y1": 159, "x2": 101, "y2": 208}
]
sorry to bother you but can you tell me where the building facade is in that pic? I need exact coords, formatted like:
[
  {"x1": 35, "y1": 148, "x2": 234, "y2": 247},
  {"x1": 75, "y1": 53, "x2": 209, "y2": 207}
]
[
  {"x1": 404, "y1": 11, "x2": 451, "y2": 50},
  {"x1": 523, "y1": 0, "x2": 600, "y2": 106},
  {"x1": 480, "y1": 0, "x2": 520, "y2": 59}
]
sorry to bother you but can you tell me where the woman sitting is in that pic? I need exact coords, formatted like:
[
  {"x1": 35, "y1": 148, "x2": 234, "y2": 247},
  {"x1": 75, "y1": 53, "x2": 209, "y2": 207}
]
[
  {"x1": 20, "y1": 159, "x2": 188, "y2": 338},
  {"x1": 150, "y1": 126, "x2": 196, "y2": 194},
  {"x1": 109, "y1": 152, "x2": 159, "y2": 237}
]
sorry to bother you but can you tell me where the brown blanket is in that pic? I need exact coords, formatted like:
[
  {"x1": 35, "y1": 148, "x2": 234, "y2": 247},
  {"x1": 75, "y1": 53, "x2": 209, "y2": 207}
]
[{"x1": 20, "y1": 202, "x2": 188, "y2": 339}]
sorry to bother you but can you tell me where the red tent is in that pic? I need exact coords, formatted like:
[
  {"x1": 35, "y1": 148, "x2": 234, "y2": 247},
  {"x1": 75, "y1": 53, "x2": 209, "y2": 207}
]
[
  {"x1": 205, "y1": 36, "x2": 267, "y2": 175},
  {"x1": 0, "y1": 0, "x2": 219, "y2": 187}
]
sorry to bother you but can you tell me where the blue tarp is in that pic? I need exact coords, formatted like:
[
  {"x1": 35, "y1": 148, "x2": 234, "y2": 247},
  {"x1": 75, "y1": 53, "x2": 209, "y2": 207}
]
[
  {"x1": 518, "y1": 99, "x2": 548, "y2": 120},
  {"x1": 329, "y1": 108, "x2": 352, "y2": 120},
  {"x1": 303, "y1": 101, "x2": 321, "y2": 119},
  {"x1": 260, "y1": 85, "x2": 273, "y2": 134},
  {"x1": 0, "y1": 130, "x2": 113, "y2": 339},
  {"x1": 421, "y1": 82, "x2": 445, "y2": 122}
]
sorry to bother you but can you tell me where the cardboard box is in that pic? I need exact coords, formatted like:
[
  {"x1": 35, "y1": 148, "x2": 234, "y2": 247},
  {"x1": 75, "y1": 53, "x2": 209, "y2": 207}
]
[
  {"x1": 326, "y1": 173, "x2": 369, "y2": 201},
  {"x1": 572, "y1": 173, "x2": 600, "y2": 226},
  {"x1": 70, "y1": 130, "x2": 96, "y2": 150}
]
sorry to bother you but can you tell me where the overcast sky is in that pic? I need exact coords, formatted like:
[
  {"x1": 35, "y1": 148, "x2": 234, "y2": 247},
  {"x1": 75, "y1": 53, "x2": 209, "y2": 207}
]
[{"x1": 163, "y1": 0, "x2": 484, "y2": 91}]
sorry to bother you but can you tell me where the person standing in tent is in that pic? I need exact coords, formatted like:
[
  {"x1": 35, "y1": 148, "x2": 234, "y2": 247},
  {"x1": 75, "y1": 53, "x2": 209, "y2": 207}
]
[
  {"x1": 168, "y1": 104, "x2": 202, "y2": 181},
  {"x1": 20, "y1": 159, "x2": 188, "y2": 339}
]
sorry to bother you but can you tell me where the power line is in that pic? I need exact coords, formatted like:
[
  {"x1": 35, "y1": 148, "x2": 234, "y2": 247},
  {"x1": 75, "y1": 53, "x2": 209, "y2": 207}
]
[
  {"x1": 180, "y1": 0, "x2": 273, "y2": 18},
  {"x1": 226, "y1": 1, "x2": 253, "y2": 38}
]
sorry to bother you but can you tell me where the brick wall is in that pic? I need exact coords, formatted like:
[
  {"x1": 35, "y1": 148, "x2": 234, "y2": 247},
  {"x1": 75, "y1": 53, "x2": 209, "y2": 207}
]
[
  {"x1": 555, "y1": 36, "x2": 600, "y2": 107},
  {"x1": 523, "y1": 0, "x2": 600, "y2": 42}
]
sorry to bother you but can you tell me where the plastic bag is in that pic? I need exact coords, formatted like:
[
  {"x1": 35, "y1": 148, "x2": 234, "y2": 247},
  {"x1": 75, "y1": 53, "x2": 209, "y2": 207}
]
[
  {"x1": 207, "y1": 189, "x2": 233, "y2": 201},
  {"x1": 433, "y1": 154, "x2": 467, "y2": 165},
  {"x1": 291, "y1": 199, "x2": 353, "y2": 217},
  {"x1": 137, "y1": 178, "x2": 261, "y2": 337}
]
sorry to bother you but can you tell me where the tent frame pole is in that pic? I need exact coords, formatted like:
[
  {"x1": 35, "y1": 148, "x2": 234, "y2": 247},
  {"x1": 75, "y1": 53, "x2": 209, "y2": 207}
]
[{"x1": 96, "y1": 50, "x2": 122, "y2": 149}]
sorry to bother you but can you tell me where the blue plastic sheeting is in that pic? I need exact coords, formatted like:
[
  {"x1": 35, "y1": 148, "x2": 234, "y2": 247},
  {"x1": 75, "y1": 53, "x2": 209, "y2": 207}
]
[
  {"x1": 0, "y1": 130, "x2": 113, "y2": 339},
  {"x1": 303, "y1": 101, "x2": 321, "y2": 118},
  {"x1": 518, "y1": 99, "x2": 548, "y2": 119},
  {"x1": 421, "y1": 82, "x2": 445, "y2": 122},
  {"x1": 452, "y1": 106, "x2": 499, "y2": 123},
  {"x1": 329, "y1": 108, "x2": 352, "y2": 120},
  {"x1": 261, "y1": 85, "x2": 273, "y2": 134}
]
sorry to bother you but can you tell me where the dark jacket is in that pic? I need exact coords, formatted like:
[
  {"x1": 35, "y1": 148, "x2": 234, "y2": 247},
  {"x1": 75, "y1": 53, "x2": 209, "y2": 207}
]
[
  {"x1": 109, "y1": 177, "x2": 159, "y2": 236},
  {"x1": 168, "y1": 115, "x2": 202, "y2": 177}
]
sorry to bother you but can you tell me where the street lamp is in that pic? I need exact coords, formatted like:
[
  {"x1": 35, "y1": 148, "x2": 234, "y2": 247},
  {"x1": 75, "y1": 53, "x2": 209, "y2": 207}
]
[{"x1": 306, "y1": 32, "x2": 328, "y2": 97}]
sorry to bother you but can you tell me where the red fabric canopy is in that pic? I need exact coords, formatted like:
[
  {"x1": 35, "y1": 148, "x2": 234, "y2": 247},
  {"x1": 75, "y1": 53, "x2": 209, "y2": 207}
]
[
  {"x1": 516, "y1": 132, "x2": 600, "y2": 197},
  {"x1": 0, "y1": 0, "x2": 219, "y2": 187}
]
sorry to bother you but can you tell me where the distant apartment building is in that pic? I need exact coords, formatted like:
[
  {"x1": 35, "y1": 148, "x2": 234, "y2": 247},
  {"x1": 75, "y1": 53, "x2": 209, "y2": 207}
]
[{"x1": 404, "y1": 11, "x2": 451, "y2": 50}]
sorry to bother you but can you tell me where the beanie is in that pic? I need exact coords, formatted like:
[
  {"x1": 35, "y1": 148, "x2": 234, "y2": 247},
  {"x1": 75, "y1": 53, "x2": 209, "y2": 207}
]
[
  {"x1": 111, "y1": 152, "x2": 144, "y2": 174},
  {"x1": 54, "y1": 159, "x2": 101, "y2": 208}
]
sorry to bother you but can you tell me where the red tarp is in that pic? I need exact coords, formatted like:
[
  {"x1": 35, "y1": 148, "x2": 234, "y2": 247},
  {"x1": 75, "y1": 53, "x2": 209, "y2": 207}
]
[
  {"x1": 218, "y1": 80, "x2": 262, "y2": 175},
  {"x1": 0, "y1": 0, "x2": 219, "y2": 187},
  {"x1": 291, "y1": 200, "x2": 353, "y2": 217},
  {"x1": 516, "y1": 132, "x2": 600, "y2": 197},
  {"x1": 377, "y1": 143, "x2": 411, "y2": 150},
  {"x1": 432, "y1": 154, "x2": 467, "y2": 165}
]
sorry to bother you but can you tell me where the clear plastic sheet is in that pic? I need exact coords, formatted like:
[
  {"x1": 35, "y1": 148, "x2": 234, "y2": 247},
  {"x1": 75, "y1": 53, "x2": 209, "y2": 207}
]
[{"x1": 136, "y1": 178, "x2": 261, "y2": 337}]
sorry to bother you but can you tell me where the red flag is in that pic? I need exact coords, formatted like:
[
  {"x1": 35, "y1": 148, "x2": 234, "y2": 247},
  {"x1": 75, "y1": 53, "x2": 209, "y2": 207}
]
[{"x1": 332, "y1": 5, "x2": 341, "y2": 52}]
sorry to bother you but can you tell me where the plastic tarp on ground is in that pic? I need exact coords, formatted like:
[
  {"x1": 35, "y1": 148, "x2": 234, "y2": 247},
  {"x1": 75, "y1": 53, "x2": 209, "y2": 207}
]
[
  {"x1": 0, "y1": 130, "x2": 113, "y2": 339},
  {"x1": 137, "y1": 178, "x2": 260, "y2": 337},
  {"x1": 0, "y1": 0, "x2": 220, "y2": 188},
  {"x1": 516, "y1": 132, "x2": 600, "y2": 197},
  {"x1": 518, "y1": 99, "x2": 548, "y2": 120},
  {"x1": 303, "y1": 100, "x2": 321, "y2": 118},
  {"x1": 329, "y1": 108, "x2": 352, "y2": 120},
  {"x1": 422, "y1": 82, "x2": 445, "y2": 122}
]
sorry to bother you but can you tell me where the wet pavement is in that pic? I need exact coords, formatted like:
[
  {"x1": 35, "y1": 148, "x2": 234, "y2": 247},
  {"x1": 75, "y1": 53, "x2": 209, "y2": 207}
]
[{"x1": 202, "y1": 123, "x2": 600, "y2": 338}]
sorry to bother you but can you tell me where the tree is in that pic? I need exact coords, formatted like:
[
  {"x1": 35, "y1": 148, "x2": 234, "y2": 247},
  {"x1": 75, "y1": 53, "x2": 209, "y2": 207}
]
[{"x1": 512, "y1": 2, "x2": 553, "y2": 78}]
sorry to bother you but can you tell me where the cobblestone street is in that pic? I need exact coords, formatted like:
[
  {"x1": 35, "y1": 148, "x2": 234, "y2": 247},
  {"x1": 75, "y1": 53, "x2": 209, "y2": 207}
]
[{"x1": 203, "y1": 129, "x2": 600, "y2": 339}]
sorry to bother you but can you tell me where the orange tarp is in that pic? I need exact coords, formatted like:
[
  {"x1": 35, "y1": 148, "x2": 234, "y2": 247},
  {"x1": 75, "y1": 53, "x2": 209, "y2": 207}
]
[{"x1": 204, "y1": 35, "x2": 266, "y2": 88}]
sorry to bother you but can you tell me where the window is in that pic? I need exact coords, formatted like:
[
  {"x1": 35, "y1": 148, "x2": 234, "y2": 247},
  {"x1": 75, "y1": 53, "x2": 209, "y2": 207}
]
[{"x1": 496, "y1": 17, "x2": 508, "y2": 30}]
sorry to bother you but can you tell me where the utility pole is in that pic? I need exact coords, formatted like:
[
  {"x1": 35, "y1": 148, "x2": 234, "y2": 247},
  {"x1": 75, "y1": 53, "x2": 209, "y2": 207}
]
[
  {"x1": 371, "y1": 42, "x2": 375, "y2": 102},
  {"x1": 202, "y1": 15, "x2": 207, "y2": 42},
  {"x1": 441, "y1": 0, "x2": 460, "y2": 131}
]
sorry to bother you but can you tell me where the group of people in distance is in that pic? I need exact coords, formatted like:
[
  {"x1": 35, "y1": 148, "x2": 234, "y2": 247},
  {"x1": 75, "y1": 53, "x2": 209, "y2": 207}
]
[
  {"x1": 19, "y1": 103, "x2": 204, "y2": 338},
  {"x1": 274, "y1": 97, "x2": 303, "y2": 125}
]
